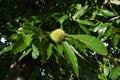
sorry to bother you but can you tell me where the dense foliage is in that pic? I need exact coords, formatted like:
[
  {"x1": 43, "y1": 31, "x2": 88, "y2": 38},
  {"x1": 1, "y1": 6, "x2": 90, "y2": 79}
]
[{"x1": 0, "y1": 0, "x2": 120, "y2": 80}]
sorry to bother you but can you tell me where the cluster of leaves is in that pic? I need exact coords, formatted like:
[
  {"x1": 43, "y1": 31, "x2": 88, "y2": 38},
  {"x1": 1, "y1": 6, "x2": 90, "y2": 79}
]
[{"x1": 0, "y1": 0, "x2": 120, "y2": 80}]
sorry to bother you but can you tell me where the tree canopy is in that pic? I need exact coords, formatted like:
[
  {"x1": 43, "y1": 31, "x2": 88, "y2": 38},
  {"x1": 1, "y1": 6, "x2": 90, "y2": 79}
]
[{"x1": 0, "y1": 0, "x2": 120, "y2": 80}]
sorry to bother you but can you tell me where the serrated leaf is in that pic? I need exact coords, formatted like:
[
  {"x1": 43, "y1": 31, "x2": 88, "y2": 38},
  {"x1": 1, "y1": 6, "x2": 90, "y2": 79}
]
[
  {"x1": 70, "y1": 35, "x2": 107, "y2": 55},
  {"x1": 19, "y1": 48, "x2": 32, "y2": 61},
  {"x1": 109, "y1": 66, "x2": 120, "y2": 80},
  {"x1": 0, "y1": 45, "x2": 13, "y2": 55},
  {"x1": 32, "y1": 44, "x2": 39, "y2": 59},
  {"x1": 47, "y1": 43, "x2": 53, "y2": 60},
  {"x1": 62, "y1": 41, "x2": 79, "y2": 77}
]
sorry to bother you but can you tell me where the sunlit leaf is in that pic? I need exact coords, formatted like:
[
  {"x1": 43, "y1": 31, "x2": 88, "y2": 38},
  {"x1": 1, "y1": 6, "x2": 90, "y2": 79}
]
[
  {"x1": 109, "y1": 66, "x2": 120, "y2": 80},
  {"x1": 70, "y1": 35, "x2": 107, "y2": 55},
  {"x1": 98, "y1": 9, "x2": 115, "y2": 17},
  {"x1": 91, "y1": 10, "x2": 98, "y2": 20},
  {"x1": 73, "y1": 5, "x2": 88, "y2": 20},
  {"x1": 101, "y1": 9, "x2": 115, "y2": 17},
  {"x1": 62, "y1": 41, "x2": 79, "y2": 77},
  {"x1": 93, "y1": 22, "x2": 109, "y2": 38},
  {"x1": 70, "y1": 3, "x2": 82, "y2": 12},
  {"x1": 32, "y1": 44, "x2": 39, "y2": 59},
  {"x1": 98, "y1": 73, "x2": 107, "y2": 80},
  {"x1": 104, "y1": 28, "x2": 113, "y2": 40},
  {"x1": 104, "y1": 65, "x2": 109, "y2": 76},
  {"x1": 23, "y1": 34, "x2": 33, "y2": 46}
]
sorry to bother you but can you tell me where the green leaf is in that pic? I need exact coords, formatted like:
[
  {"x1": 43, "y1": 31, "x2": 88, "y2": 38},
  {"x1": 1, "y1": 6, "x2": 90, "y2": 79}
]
[
  {"x1": 109, "y1": 66, "x2": 120, "y2": 80},
  {"x1": 98, "y1": 73, "x2": 107, "y2": 80},
  {"x1": 116, "y1": 19, "x2": 120, "y2": 24},
  {"x1": 98, "y1": 9, "x2": 115, "y2": 17},
  {"x1": 56, "y1": 14, "x2": 69, "y2": 28},
  {"x1": 39, "y1": 40, "x2": 49, "y2": 63},
  {"x1": 19, "y1": 48, "x2": 32, "y2": 61},
  {"x1": 32, "y1": 44, "x2": 39, "y2": 59},
  {"x1": 70, "y1": 44, "x2": 87, "y2": 62},
  {"x1": 73, "y1": 5, "x2": 88, "y2": 20},
  {"x1": 57, "y1": 14, "x2": 68, "y2": 24},
  {"x1": 62, "y1": 41, "x2": 79, "y2": 77},
  {"x1": 91, "y1": 10, "x2": 98, "y2": 20},
  {"x1": 70, "y1": 3, "x2": 82, "y2": 12},
  {"x1": 55, "y1": 44, "x2": 63, "y2": 56},
  {"x1": 93, "y1": 22, "x2": 109, "y2": 38},
  {"x1": 102, "y1": 9, "x2": 115, "y2": 17},
  {"x1": 104, "y1": 28, "x2": 113, "y2": 40},
  {"x1": 104, "y1": 65, "x2": 109, "y2": 76},
  {"x1": 0, "y1": 45, "x2": 13, "y2": 55},
  {"x1": 11, "y1": 34, "x2": 18, "y2": 40},
  {"x1": 47, "y1": 43, "x2": 53, "y2": 60},
  {"x1": 70, "y1": 35, "x2": 107, "y2": 55},
  {"x1": 78, "y1": 19, "x2": 95, "y2": 26},
  {"x1": 13, "y1": 38, "x2": 28, "y2": 54},
  {"x1": 112, "y1": 34, "x2": 120, "y2": 47},
  {"x1": 78, "y1": 24, "x2": 90, "y2": 34},
  {"x1": 23, "y1": 34, "x2": 33, "y2": 46},
  {"x1": 69, "y1": 39, "x2": 88, "y2": 56}
]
